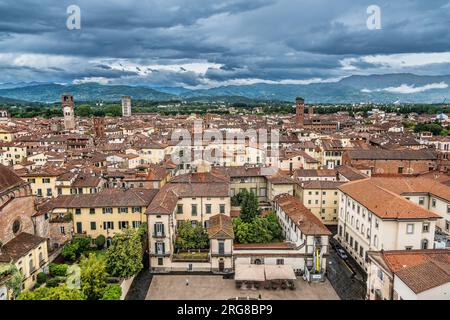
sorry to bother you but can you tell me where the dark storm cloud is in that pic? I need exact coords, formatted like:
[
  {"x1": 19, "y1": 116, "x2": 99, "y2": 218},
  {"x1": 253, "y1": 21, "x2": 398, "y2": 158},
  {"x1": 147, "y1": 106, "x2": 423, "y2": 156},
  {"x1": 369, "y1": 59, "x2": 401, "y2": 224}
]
[{"x1": 0, "y1": 0, "x2": 449, "y2": 86}]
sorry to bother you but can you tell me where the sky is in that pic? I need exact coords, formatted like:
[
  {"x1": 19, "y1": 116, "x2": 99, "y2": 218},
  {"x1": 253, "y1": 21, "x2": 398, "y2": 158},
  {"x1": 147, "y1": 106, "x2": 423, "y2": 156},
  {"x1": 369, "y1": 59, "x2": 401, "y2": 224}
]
[{"x1": 0, "y1": 0, "x2": 450, "y2": 88}]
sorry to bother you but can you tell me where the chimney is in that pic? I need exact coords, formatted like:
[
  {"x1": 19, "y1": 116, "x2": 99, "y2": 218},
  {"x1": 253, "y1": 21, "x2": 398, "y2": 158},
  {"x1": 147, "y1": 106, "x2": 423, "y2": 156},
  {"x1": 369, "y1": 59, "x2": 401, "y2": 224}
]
[{"x1": 295, "y1": 97, "x2": 305, "y2": 128}]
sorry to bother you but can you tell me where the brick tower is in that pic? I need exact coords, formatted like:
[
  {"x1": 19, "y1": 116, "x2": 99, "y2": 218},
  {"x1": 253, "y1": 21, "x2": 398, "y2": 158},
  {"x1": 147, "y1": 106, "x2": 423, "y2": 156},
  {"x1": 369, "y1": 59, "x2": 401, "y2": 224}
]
[
  {"x1": 93, "y1": 117, "x2": 105, "y2": 139},
  {"x1": 61, "y1": 94, "x2": 75, "y2": 131},
  {"x1": 295, "y1": 97, "x2": 305, "y2": 128}
]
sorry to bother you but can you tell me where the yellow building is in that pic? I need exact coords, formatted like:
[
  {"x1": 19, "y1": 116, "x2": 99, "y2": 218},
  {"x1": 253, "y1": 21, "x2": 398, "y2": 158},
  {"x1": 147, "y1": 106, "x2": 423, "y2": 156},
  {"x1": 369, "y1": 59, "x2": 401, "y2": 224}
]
[
  {"x1": 20, "y1": 171, "x2": 61, "y2": 198},
  {"x1": 294, "y1": 180, "x2": 343, "y2": 225},
  {"x1": 47, "y1": 189, "x2": 158, "y2": 242},
  {"x1": 0, "y1": 233, "x2": 49, "y2": 292}
]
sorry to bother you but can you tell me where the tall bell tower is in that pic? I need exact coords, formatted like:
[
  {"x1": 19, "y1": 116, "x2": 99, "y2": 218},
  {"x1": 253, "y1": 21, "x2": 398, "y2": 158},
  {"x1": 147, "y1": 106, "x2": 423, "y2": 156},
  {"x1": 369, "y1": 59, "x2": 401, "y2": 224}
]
[{"x1": 61, "y1": 94, "x2": 75, "y2": 131}]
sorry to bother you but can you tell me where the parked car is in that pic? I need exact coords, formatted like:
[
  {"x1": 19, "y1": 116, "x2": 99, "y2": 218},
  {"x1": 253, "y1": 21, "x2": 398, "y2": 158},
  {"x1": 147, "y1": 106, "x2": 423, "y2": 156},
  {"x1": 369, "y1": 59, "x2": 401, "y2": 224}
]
[{"x1": 336, "y1": 248, "x2": 348, "y2": 260}]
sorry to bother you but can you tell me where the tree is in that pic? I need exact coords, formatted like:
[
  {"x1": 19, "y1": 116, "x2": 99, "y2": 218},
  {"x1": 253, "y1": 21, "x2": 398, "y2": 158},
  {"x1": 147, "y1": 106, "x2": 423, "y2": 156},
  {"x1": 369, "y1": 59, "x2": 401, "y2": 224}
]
[
  {"x1": 0, "y1": 264, "x2": 22, "y2": 298},
  {"x1": 95, "y1": 235, "x2": 106, "y2": 249},
  {"x1": 175, "y1": 221, "x2": 209, "y2": 250},
  {"x1": 240, "y1": 191, "x2": 259, "y2": 223},
  {"x1": 49, "y1": 263, "x2": 68, "y2": 277},
  {"x1": 265, "y1": 212, "x2": 283, "y2": 241},
  {"x1": 17, "y1": 285, "x2": 85, "y2": 300},
  {"x1": 79, "y1": 253, "x2": 108, "y2": 300},
  {"x1": 106, "y1": 228, "x2": 143, "y2": 279},
  {"x1": 76, "y1": 104, "x2": 93, "y2": 117},
  {"x1": 101, "y1": 284, "x2": 122, "y2": 300},
  {"x1": 61, "y1": 237, "x2": 92, "y2": 261}
]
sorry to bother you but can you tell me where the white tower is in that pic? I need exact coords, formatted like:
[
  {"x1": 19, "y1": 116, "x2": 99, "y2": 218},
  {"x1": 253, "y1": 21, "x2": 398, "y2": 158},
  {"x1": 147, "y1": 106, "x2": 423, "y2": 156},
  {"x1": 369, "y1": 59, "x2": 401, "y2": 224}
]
[
  {"x1": 122, "y1": 96, "x2": 131, "y2": 117},
  {"x1": 61, "y1": 94, "x2": 75, "y2": 131}
]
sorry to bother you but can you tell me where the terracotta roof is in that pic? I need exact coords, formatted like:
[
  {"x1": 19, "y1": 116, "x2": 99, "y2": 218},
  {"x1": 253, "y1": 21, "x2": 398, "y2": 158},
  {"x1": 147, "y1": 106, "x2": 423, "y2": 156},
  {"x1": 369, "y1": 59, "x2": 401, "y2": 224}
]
[
  {"x1": 346, "y1": 149, "x2": 437, "y2": 160},
  {"x1": 368, "y1": 176, "x2": 450, "y2": 202},
  {"x1": 207, "y1": 214, "x2": 234, "y2": 239},
  {"x1": 336, "y1": 165, "x2": 368, "y2": 181},
  {"x1": 373, "y1": 250, "x2": 450, "y2": 294},
  {"x1": 0, "y1": 164, "x2": 25, "y2": 194},
  {"x1": 300, "y1": 180, "x2": 343, "y2": 190},
  {"x1": 339, "y1": 179, "x2": 441, "y2": 220},
  {"x1": 48, "y1": 188, "x2": 158, "y2": 208},
  {"x1": 0, "y1": 233, "x2": 47, "y2": 262},
  {"x1": 147, "y1": 181, "x2": 229, "y2": 215},
  {"x1": 274, "y1": 194, "x2": 331, "y2": 236}
]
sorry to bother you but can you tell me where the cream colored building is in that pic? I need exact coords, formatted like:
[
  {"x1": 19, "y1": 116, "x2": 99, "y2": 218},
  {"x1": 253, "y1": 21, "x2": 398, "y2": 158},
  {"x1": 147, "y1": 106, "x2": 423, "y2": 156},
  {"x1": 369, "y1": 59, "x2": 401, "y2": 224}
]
[
  {"x1": 337, "y1": 178, "x2": 440, "y2": 271},
  {"x1": 367, "y1": 249, "x2": 450, "y2": 300}
]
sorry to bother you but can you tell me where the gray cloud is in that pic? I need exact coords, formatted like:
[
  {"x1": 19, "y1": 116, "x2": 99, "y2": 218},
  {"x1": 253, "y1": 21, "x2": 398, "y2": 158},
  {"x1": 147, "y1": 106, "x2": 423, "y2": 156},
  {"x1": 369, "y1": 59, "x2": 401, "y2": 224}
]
[{"x1": 0, "y1": 0, "x2": 449, "y2": 87}]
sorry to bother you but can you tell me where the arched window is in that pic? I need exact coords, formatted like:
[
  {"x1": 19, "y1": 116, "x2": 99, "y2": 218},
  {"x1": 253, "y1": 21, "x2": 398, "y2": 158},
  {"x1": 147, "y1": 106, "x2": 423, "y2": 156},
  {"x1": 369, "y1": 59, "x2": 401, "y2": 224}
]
[
  {"x1": 421, "y1": 239, "x2": 429, "y2": 250},
  {"x1": 29, "y1": 259, "x2": 34, "y2": 272}
]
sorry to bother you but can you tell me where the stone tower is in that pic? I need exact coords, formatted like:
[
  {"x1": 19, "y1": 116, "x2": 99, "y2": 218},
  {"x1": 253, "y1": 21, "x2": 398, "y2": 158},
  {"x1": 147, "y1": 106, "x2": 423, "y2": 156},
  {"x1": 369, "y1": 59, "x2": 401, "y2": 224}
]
[
  {"x1": 93, "y1": 117, "x2": 105, "y2": 139},
  {"x1": 295, "y1": 97, "x2": 305, "y2": 128},
  {"x1": 122, "y1": 96, "x2": 131, "y2": 117},
  {"x1": 61, "y1": 94, "x2": 75, "y2": 131}
]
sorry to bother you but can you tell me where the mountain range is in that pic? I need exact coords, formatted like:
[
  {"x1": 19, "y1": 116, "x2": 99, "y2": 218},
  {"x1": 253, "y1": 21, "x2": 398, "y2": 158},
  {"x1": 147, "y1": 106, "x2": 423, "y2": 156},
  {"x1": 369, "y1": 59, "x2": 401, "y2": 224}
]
[{"x1": 0, "y1": 74, "x2": 449, "y2": 104}]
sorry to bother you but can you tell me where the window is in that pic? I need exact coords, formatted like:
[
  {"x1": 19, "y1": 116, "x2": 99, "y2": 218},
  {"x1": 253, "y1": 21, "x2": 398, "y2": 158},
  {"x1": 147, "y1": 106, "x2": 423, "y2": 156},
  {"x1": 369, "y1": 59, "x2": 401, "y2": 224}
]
[
  {"x1": 398, "y1": 167, "x2": 403, "y2": 174},
  {"x1": 375, "y1": 219, "x2": 379, "y2": 229},
  {"x1": 250, "y1": 188, "x2": 257, "y2": 195},
  {"x1": 374, "y1": 235, "x2": 378, "y2": 247},
  {"x1": 218, "y1": 240, "x2": 225, "y2": 255},
  {"x1": 155, "y1": 242, "x2": 165, "y2": 255},
  {"x1": 119, "y1": 221, "x2": 129, "y2": 229},
  {"x1": 102, "y1": 207, "x2": 113, "y2": 214},
  {"x1": 60, "y1": 226, "x2": 65, "y2": 234},
  {"x1": 432, "y1": 199, "x2": 436, "y2": 208},
  {"x1": 75, "y1": 208, "x2": 81, "y2": 215},
  {"x1": 447, "y1": 205, "x2": 450, "y2": 214},
  {"x1": 205, "y1": 204, "x2": 212, "y2": 214},
  {"x1": 276, "y1": 259, "x2": 284, "y2": 265},
  {"x1": 119, "y1": 207, "x2": 129, "y2": 214},
  {"x1": 132, "y1": 221, "x2": 141, "y2": 228},
  {"x1": 90, "y1": 222, "x2": 96, "y2": 230},
  {"x1": 419, "y1": 197, "x2": 425, "y2": 206},
  {"x1": 377, "y1": 269, "x2": 384, "y2": 282},
  {"x1": 191, "y1": 204, "x2": 198, "y2": 216},
  {"x1": 158, "y1": 258, "x2": 163, "y2": 266},
  {"x1": 132, "y1": 207, "x2": 142, "y2": 213},
  {"x1": 76, "y1": 222, "x2": 82, "y2": 234},
  {"x1": 446, "y1": 220, "x2": 450, "y2": 232},
  {"x1": 89, "y1": 208, "x2": 95, "y2": 215},
  {"x1": 177, "y1": 204, "x2": 183, "y2": 214},
  {"x1": 103, "y1": 221, "x2": 114, "y2": 230},
  {"x1": 220, "y1": 204, "x2": 225, "y2": 214},
  {"x1": 359, "y1": 247, "x2": 364, "y2": 258},
  {"x1": 406, "y1": 224, "x2": 414, "y2": 234},
  {"x1": 46, "y1": 189, "x2": 52, "y2": 197},
  {"x1": 421, "y1": 239, "x2": 429, "y2": 250},
  {"x1": 422, "y1": 222, "x2": 430, "y2": 233},
  {"x1": 154, "y1": 223, "x2": 165, "y2": 237},
  {"x1": 42, "y1": 178, "x2": 50, "y2": 183}
]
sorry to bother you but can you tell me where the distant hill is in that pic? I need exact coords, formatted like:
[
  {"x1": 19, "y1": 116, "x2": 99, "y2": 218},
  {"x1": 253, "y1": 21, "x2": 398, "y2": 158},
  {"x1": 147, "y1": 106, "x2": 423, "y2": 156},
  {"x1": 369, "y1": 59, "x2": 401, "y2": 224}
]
[
  {"x1": 0, "y1": 83, "x2": 176, "y2": 103},
  {"x1": 1, "y1": 74, "x2": 450, "y2": 104}
]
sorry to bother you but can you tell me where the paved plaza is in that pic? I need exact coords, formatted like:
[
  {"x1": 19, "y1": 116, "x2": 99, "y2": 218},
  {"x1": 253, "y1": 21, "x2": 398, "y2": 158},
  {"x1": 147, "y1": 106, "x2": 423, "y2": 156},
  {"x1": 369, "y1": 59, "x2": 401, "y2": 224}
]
[{"x1": 146, "y1": 275, "x2": 340, "y2": 300}]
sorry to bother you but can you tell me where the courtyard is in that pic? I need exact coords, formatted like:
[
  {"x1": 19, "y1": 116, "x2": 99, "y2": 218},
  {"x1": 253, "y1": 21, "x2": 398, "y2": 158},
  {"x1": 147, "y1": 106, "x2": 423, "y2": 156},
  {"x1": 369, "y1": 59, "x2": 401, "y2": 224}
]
[{"x1": 146, "y1": 275, "x2": 340, "y2": 300}]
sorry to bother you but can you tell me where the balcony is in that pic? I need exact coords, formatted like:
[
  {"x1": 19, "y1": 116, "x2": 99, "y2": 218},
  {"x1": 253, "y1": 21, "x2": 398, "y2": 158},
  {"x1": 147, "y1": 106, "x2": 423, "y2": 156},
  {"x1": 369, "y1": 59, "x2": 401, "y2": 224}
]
[
  {"x1": 150, "y1": 251, "x2": 171, "y2": 257},
  {"x1": 152, "y1": 232, "x2": 166, "y2": 238},
  {"x1": 172, "y1": 251, "x2": 209, "y2": 262}
]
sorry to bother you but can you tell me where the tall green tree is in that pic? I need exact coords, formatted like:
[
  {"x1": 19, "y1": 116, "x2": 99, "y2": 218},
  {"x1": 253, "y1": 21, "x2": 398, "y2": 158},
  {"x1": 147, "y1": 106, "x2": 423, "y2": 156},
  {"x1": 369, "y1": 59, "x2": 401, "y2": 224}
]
[
  {"x1": 175, "y1": 222, "x2": 209, "y2": 250},
  {"x1": 240, "y1": 191, "x2": 259, "y2": 223},
  {"x1": 79, "y1": 253, "x2": 108, "y2": 300},
  {"x1": 106, "y1": 228, "x2": 143, "y2": 279}
]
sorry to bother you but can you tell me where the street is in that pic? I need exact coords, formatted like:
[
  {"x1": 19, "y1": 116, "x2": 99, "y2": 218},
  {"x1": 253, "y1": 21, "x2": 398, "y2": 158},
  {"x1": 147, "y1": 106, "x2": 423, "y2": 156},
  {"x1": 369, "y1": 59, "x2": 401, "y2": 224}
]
[{"x1": 326, "y1": 239, "x2": 367, "y2": 300}]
